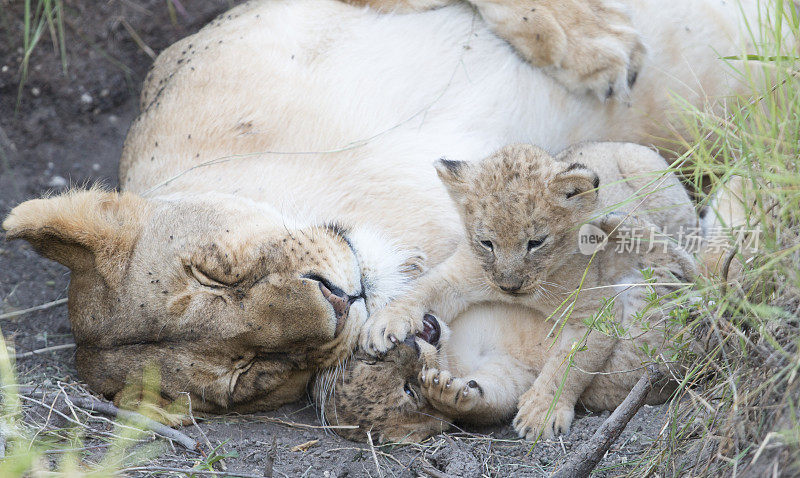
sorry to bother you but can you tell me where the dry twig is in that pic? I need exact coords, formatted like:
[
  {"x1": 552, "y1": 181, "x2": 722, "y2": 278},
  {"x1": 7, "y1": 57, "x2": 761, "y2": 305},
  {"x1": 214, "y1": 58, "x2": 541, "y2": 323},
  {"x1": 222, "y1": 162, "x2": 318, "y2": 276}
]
[
  {"x1": 18, "y1": 386, "x2": 201, "y2": 451},
  {"x1": 419, "y1": 461, "x2": 454, "y2": 478},
  {"x1": 551, "y1": 365, "x2": 664, "y2": 478},
  {"x1": 0, "y1": 298, "x2": 67, "y2": 321},
  {"x1": 9, "y1": 343, "x2": 75, "y2": 359},
  {"x1": 255, "y1": 415, "x2": 358, "y2": 430},
  {"x1": 366, "y1": 430, "x2": 384, "y2": 478},
  {"x1": 122, "y1": 466, "x2": 263, "y2": 477}
]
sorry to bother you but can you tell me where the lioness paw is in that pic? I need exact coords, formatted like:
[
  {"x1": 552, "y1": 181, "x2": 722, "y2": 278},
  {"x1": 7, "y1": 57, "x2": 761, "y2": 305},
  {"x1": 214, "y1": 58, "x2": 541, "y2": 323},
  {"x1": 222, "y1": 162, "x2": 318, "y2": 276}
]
[
  {"x1": 477, "y1": 0, "x2": 645, "y2": 100},
  {"x1": 359, "y1": 305, "x2": 424, "y2": 356},
  {"x1": 512, "y1": 390, "x2": 574, "y2": 441},
  {"x1": 420, "y1": 367, "x2": 482, "y2": 414}
]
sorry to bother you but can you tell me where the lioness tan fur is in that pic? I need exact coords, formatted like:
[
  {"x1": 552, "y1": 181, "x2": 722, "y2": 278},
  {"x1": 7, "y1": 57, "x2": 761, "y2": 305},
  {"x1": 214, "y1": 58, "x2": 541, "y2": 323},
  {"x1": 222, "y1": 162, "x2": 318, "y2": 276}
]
[
  {"x1": 3, "y1": 0, "x2": 757, "y2": 413},
  {"x1": 358, "y1": 142, "x2": 698, "y2": 440}
]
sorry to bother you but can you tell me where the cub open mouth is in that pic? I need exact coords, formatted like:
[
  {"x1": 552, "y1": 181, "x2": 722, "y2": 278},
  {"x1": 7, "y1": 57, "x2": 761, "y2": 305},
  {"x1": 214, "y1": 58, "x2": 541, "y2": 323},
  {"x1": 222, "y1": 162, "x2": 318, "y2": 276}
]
[{"x1": 415, "y1": 314, "x2": 441, "y2": 346}]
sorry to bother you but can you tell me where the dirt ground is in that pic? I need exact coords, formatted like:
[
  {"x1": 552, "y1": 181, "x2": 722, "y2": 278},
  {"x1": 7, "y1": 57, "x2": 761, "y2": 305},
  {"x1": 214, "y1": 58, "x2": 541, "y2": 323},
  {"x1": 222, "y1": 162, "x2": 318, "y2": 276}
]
[{"x1": 0, "y1": 1, "x2": 672, "y2": 476}]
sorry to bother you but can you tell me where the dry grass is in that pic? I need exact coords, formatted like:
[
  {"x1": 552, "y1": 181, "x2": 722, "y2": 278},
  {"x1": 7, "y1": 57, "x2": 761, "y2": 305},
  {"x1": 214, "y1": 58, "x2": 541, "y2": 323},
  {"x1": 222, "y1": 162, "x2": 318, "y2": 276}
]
[{"x1": 631, "y1": 1, "x2": 800, "y2": 475}]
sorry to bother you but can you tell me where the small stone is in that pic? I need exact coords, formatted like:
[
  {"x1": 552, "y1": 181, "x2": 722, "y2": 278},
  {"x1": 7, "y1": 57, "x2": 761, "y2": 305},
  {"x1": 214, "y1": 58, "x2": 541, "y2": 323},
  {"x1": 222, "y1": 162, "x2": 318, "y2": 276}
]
[
  {"x1": 108, "y1": 114, "x2": 118, "y2": 124},
  {"x1": 48, "y1": 175, "x2": 68, "y2": 188},
  {"x1": 31, "y1": 87, "x2": 41, "y2": 97},
  {"x1": 100, "y1": 88, "x2": 109, "y2": 98},
  {"x1": 80, "y1": 92, "x2": 93, "y2": 104},
  {"x1": 92, "y1": 163, "x2": 100, "y2": 171},
  {"x1": 1, "y1": 66, "x2": 8, "y2": 73}
]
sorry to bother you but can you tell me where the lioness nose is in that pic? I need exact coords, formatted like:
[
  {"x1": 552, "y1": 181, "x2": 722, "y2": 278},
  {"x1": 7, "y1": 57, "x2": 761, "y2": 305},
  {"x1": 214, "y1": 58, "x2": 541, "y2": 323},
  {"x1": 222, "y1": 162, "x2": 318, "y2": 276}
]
[{"x1": 317, "y1": 282, "x2": 350, "y2": 320}]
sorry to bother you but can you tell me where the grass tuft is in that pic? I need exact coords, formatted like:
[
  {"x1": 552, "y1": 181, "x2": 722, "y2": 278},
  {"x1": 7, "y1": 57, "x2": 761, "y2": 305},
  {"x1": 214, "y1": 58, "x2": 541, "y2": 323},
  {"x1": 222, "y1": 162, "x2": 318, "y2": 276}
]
[{"x1": 633, "y1": 1, "x2": 800, "y2": 475}]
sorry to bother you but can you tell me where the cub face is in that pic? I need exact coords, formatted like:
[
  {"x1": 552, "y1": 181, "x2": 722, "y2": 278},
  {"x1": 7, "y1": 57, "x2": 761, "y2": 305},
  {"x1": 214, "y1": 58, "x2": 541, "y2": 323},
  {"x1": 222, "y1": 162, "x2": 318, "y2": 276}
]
[
  {"x1": 435, "y1": 144, "x2": 600, "y2": 295},
  {"x1": 313, "y1": 315, "x2": 450, "y2": 443}
]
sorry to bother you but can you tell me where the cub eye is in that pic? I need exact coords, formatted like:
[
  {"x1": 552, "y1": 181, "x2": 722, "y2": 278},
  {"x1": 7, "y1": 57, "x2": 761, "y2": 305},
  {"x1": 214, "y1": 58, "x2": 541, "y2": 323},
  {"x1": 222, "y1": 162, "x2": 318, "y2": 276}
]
[
  {"x1": 527, "y1": 237, "x2": 547, "y2": 252},
  {"x1": 403, "y1": 382, "x2": 418, "y2": 400},
  {"x1": 479, "y1": 240, "x2": 494, "y2": 251}
]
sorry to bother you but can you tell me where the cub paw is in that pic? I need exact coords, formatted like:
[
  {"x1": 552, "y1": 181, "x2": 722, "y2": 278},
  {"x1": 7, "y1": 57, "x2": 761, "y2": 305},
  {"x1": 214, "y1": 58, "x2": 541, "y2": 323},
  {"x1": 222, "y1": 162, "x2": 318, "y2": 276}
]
[
  {"x1": 419, "y1": 367, "x2": 483, "y2": 414},
  {"x1": 512, "y1": 390, "x2": 574, "y2": 441},
  {"x1": 359, "y1": 305, "x2": 424, "y2": 356}
]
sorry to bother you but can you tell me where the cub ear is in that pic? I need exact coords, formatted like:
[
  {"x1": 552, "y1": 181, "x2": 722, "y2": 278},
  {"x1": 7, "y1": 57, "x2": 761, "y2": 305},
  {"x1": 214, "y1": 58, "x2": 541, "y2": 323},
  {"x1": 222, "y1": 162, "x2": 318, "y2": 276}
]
[
  {"x1": 550, "y1": 162, "x2": 600, "y2": 205},
  {"x1": 434, "y1": 158, "x2": 470, "y2": 202},
  {"x1": 3, "y1": 188, "x2": 150, "y2": 286}
]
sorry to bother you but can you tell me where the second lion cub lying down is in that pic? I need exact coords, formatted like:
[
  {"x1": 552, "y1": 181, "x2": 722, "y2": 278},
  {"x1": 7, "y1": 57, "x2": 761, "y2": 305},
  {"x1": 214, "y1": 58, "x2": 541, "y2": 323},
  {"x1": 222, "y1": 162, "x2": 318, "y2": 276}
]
[{"x1": 317, "y1": 142, "x2": 699, "y2": 442}]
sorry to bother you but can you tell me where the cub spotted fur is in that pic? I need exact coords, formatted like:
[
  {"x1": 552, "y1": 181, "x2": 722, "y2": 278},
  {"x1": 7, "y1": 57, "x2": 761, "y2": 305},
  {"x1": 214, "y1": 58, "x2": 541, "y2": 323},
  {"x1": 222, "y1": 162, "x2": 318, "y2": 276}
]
[
  {"x1": 318, "y1": 224, "x2": 696, "y2": 442},
  {"x1": 354, "y1": 142, "x2": 698, "y2": 440}
]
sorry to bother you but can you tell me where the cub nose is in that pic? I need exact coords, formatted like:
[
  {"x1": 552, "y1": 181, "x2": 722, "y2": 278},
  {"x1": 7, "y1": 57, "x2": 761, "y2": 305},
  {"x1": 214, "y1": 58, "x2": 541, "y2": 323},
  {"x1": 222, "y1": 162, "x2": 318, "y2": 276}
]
[
  {"x1": 497, "y1": 281, "x2": 523, "y2": 294},
  {"x1": 315, "y1": 280, "x2": 350, "y2": 320}
]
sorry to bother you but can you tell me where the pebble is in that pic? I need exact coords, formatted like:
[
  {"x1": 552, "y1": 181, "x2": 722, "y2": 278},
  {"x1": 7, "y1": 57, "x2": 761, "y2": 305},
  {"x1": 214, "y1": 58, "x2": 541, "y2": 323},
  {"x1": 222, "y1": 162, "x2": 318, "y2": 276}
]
[
  {"x1": 48, "y1": 176, "x2": 68, "y2": 188},
  {"x1": 80, "y1": 92, "x2": 93, "y2": 104},
  {"x1": 92, "y1": 163, "x2": 100, "y2": 172},
  {"x1": 1, "y1": 66, "x2": 8, "y2": 73},
  {"x1": 31, "y1": 87, "x2": 41, "y2": 97}
]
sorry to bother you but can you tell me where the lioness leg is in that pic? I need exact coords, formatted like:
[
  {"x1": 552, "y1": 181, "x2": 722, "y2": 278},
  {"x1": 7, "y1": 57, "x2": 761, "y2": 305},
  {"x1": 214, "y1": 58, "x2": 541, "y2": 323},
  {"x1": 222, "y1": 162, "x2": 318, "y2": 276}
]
[
  {"x1": 513, "y1": 326, "x2": 616, "y2": 440},
  {"x1": 467, "y1": 0, "x2": 645, "y2": 99}
]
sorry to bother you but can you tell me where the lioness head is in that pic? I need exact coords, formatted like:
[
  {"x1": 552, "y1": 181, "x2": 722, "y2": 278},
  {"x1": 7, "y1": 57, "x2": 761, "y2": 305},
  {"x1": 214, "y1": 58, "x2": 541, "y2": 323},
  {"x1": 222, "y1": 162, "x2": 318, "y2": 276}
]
[
  {"x1": 3, "y1": 188, "x2": 419, "y2": 411},
  {"x1": 313, "y1": 314, "x2": 450, "y2": 443},
  {"x1": 435, "y1": 143, "x2": 599, "y2": 295}
]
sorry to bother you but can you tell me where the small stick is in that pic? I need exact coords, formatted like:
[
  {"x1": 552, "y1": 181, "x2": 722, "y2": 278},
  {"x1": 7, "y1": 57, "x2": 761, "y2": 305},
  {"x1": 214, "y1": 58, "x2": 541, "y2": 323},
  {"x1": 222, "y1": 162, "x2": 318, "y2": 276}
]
[
  {"x1": 18, "y1": 387, "x2": 201, "y2": 451},
  {"x1": 256, "y1": 416, "x2": 358, "y2": 430},
  {"x1": 264, "y1": 436, "x2": 277, "y2": 478},
  {"x1": 551, "y1": 365, "x2": 664, "y2": 478},
  {"x1": 9, "y1": 343, "x2": 75, "y2": 359},
  {"x1": 443, "y1": 434, "x2": 459, "y2": 451},
  {"x1": 122, "y1": 466, "x2": 263, "y2": 477},
  {"x1": 366, "y1": 430, "x2": 384, "y2": 478},
  {"x1": 0, "y1": 298, "x2": 67, "y2": 321},
  {"x1": 419, "y1": 462, "x2": 453, "y2": 478},
  {"x1": 119, "y1": 18, "x2": 156, "y2": 59}
]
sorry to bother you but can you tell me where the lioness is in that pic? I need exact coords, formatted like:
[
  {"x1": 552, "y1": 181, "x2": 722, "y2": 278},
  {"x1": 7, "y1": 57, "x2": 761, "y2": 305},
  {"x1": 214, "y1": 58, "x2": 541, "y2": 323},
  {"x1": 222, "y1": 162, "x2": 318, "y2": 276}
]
[{"x1": 3, "y1": 0, "x2": 756, "y2": 412}]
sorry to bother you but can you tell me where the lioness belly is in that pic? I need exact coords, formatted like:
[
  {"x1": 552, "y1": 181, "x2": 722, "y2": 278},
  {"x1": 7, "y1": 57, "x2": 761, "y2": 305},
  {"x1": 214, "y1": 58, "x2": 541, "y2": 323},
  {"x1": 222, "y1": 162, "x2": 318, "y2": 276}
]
[{"x1": 121, "y1": 0, "x2": 756, "y2": 265}]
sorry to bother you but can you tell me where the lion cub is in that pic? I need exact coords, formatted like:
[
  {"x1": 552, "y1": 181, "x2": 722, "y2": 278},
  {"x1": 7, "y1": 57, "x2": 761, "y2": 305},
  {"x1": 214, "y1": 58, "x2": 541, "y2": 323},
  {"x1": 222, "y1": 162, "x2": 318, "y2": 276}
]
[
  {"x1": 317, "y1": 286, "x2": 691, "y2": 443},
  {"x1": 356, "y1": 142, "x2": 698, "y2": 440}
]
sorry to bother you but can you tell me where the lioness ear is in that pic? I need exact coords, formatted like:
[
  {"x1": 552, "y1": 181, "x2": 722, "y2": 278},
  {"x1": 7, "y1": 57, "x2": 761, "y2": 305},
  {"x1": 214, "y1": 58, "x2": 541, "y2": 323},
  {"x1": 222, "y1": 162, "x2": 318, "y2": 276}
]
[
  {"x1": 3, "y1": 189, "x2": 150, "y2": 286},
  {"x1": 550, "y1": 163, "x2": 600, "y2": 205},
  {"x1": 434, "y1": 158, "x2": 470, "y2": 202}
]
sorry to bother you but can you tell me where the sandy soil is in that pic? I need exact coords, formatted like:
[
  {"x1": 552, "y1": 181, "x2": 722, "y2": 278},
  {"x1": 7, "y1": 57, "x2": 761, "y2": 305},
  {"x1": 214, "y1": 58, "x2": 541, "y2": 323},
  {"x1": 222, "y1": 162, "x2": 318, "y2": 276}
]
[{"x1": 0, "y1": 1, "x2": 671, "y2": 475}]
